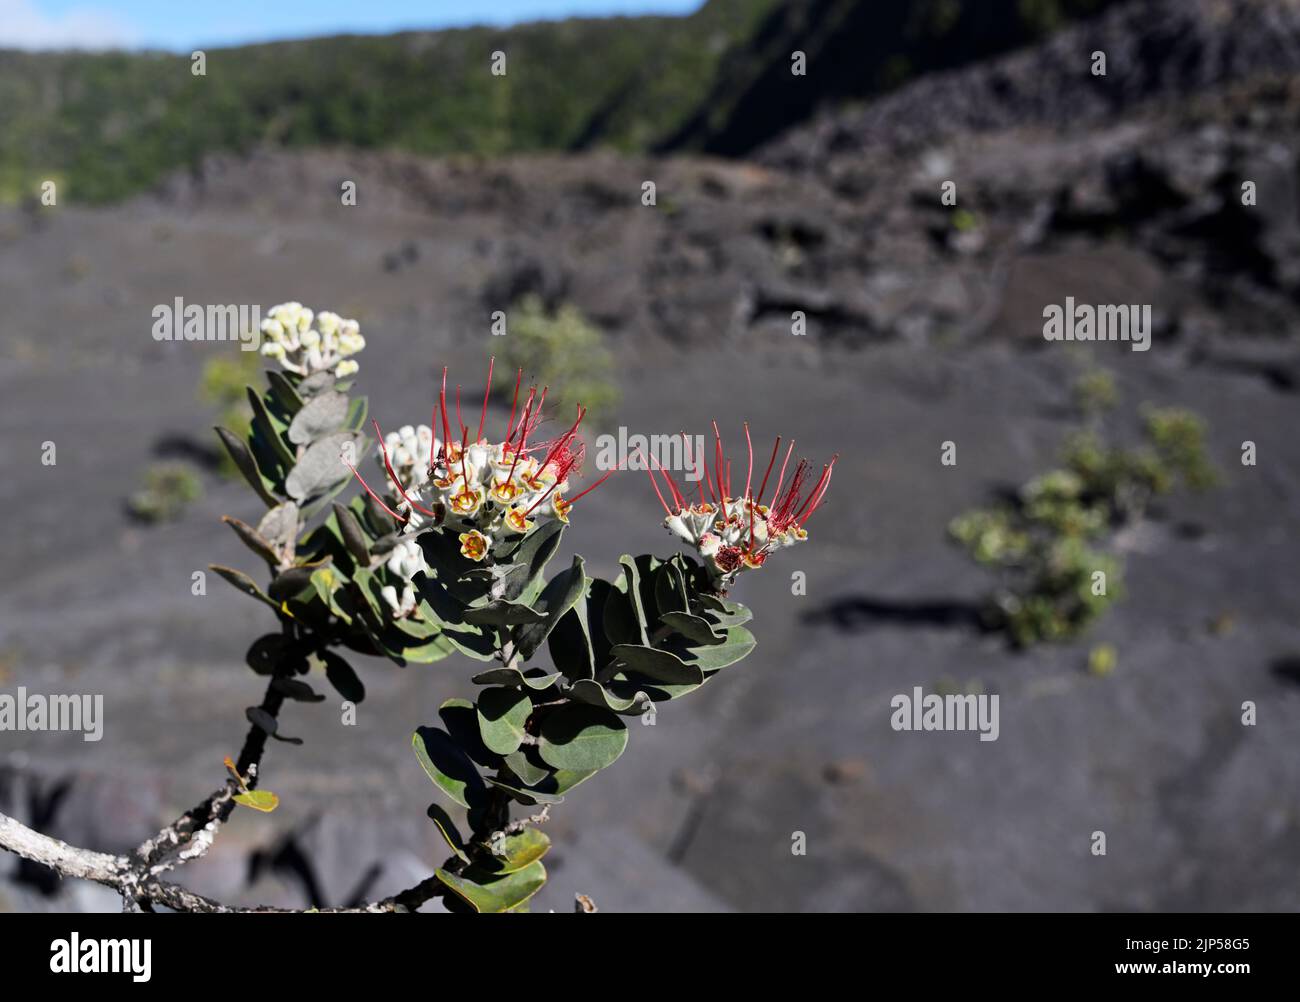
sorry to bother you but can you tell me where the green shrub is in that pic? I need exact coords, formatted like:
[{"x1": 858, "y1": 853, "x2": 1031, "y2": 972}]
[
  {"x1": 949, "y1": 381, "x2": 1216, "y2": 647},
  {"x1": 128, "y1": 462, "x2": 203, "y2": 523},
  {"x1": 495, "y1": 296, "x2": 620, "y2": 427}
]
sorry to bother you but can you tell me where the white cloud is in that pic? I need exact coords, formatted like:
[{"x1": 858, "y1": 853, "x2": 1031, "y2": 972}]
[{"x1": 0, "y1": 0, "x2": 139, "y2": 51}]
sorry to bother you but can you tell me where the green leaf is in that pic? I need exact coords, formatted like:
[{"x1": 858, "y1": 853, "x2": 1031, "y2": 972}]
[
  {"x1": 233, "y1": 790, "x2": 280, "y2": 813},
  {"x1": 331, "y1": 502, "x2": 372, "y2": 564},
  {"x1": 319, "y1": 649, "x2": 365, "y2": 703},
  {"x1": 548, "y1": 604, "x2": 595, "y2": 682},
  {"x1": 470, "y1": 667, "x2": 562, "y2": 691},
  {"x1": 608, "y1": 644, "x2": 705, "y2": 686},
  {"x1": 297, "y1": 371, "x2": 337, "y2": 398},
  {"x1": 390, "y1": 632, "x2": 457, "y2": 664},
  {"x1": 285, "y1": 431, "x2": 358, "y2": 502},
  {"x1": 310, "y1": 566, "x2": 352, "y2": 624},
  {"x1": 488, "y1": 828, "x2": 551, "y2": 874},
  {"x1": 503, "y1": 748, "x2": 552, "y2": 787},
  {"x1": 434, "y1": 861, "x2": 547, "y2": 913},
  {"x1": 613, "y1": 555, "x2": 650, "y2": 646},
  {"x1": 476, "y1": 687, "x2": 532, "y2": 755},
  {"x1": 265, "y1": 369, "x2": 304, "y2": 415},
  {"x1": 270, "y1": 677, "x2": 324, "y2": 702},
  {"x1": 214, "y1": 426, "x2": 278, "y2": 506},
  {"x1": 660, "y1": 611, "x2": 726, "y2": 646},
  {"x1": 247, "y1": 386, "x2": 296, "y2": 468},
  {"x1": 568, "y1": 678, "x2": 650, "y2": 715},
  {"x1": 412, "y1": 726, "x2": 486, "y2": 809},
  {"x1": 415, "y1": 578, "x2": 499, "y2": 661},
  {"x1": 439, "y1": 698, "x2": 503, "y2": 770},
  {"x1": 426, "y1": 803, "x2": 470, "y2": 864},
  {"x1": 245, "y1": 633, "x2": 308, "y2": 676},
  {"x1": 663, "y1": 626, "x2": 757, "y2": 672},
  {"x1": 511, "y1": 555, "x2": 587, "y2": 661},
  {"x1": 549, "y1": 768, "x2": 598, "y2": 796},
  {"x1": 538, "y1": 704, "x2": 627, "y2": 773},
  {"x1": 221, "y1": 515, "x2": 279, "y2": 569},
  {"x1": 256, "y1": 501, "x2": 299, "y2": 555},
  {"x1": 697, "y1": 592, "x2": 753, "y2": 627},
  {"x1": 462, "y1": 600, "x2": 547, "y2": 628},
  {"x1": 654, "y1": 561, "x2": 689, "y2": 616},
  {"x1": 288, "y1": 390, "x2": 349, "y2": 445},
  {"x1": 344, "y1": 395, "x2": 369, "y2": 432},
  {"x1": 496, "y1": 519, "x2": 566, "y2": 602},
  {"x1": 210, "y1": 564, "x2": 281, "y2": 613},
  {"x1": 268, "y1": 563, "x2": 324, "y2": 602},
  {"x1": 485, "y1": 777, "x2": 565, "y2": 806}
]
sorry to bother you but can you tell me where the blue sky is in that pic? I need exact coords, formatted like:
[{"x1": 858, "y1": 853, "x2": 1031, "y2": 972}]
[{"x1": 0, "y1": 0, "x2": 703, "y2": 50}]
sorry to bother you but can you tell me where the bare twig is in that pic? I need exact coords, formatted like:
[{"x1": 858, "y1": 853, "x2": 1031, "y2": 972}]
[{"x1": 0, "y1": 808, "x2": 448, "y2": 913}]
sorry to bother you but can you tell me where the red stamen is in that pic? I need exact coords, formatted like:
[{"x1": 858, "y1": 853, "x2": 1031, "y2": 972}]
[
  {"x1": 756, "y1": 436, "x2": 781, "y2": 505},
  {"x1": 439, "y1": 367, "x2": 452, "y2": 459},
  {"x1": 638, "y1": 447, "x2": 672, "y2": 516},
  {"x1": 799, "y1": 467, "x2": 835, "y2": 527},
  {"x1": 519, "y1": 389, "x2": 543, "y2": 454},
  {"x1": 455, "y1": 384, "x2": 464, "y2": 441},
  {"x1": 796, "y1": 455, "x2": 838, "y2": 525},
  {"x1": 344, "y1": 462, "x2": 407, "y2": 526},
  {"x1": 477, "y1": 356, "x2": 494, "y2": 443},
  {"x1": 770, "y1": 459, "x2": 811, "y2": 530},
  {"x1": 523, "y1": 480, "x2": 560, "y2": 516},
  {"x1": 743, "y1": 423, "x2": 754, "y2": 500},
  {"x1": 793, "y1": 462, "x2": 833, "y2": 523},
  {"x1": 680, "y1": 431, "x2": 707, "y2": 505},
  {"x1": 525, "y1": 386, "x2": 550, "y2": 449},
  {"x1": 505, "y1": 368, "x2": 523, "y2": 443},
  {"x1": 429, "y1": 412, "x2": 440, "y2": 471},
  {"x1": 712, "y1": 420, "x2": 725, "y2": 501},
  {"x1": 373, "y1": 419, "x2": 441, "y2": 517},
  {"x1": 773, "y1": 440, "x2": 795, "y2": 500},
  {"x1": 700, "y1": 454, "x2": 717, "y2": 503},
  {"x1": 506, "y1": 386, "x2": 534, "y2": 447},
  {"x1": 537, "y1": 405, "x2": 586, "y2": 475},
  {"x1": 648, "y1": 447, "x2": 685, "y2": 510},
  {"x1": 566, "y1": 467, "x2": 616, "y2": 506}
]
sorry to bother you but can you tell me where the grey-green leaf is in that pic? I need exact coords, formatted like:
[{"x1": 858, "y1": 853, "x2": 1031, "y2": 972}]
[
  {"x1": 413, "y1": 726, "x2": 486, "y2": 809},
  {"x1": 608, "y1": 644, "x2": 705, "y2": 686},
  {"x1": 537, "y1": 704, "x2": 628, "y2": 773},
  {"x1": 288, "y1": 390, "x2": 349, "y2": 445},
  {"x1": 434, "y1": 860, "x2": 546, "y2": 913},
  {"x1": 476, "y1": 687, "x2": 532, "y2": 756},
  {"x1": 285, "y1": 431, "x2": 358, "y2": 502},
  {"x1": 214, "y1": 426, "x2": 278, "y2": 507},
  {"x1": 426, "y1": 803, "x2": 470, "y2": 864},
  {"x1": 512, "y1": 555, "x2": 587, "y2": 661}
]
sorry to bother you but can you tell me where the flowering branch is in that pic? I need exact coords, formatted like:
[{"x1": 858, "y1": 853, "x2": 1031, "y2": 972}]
[{"x1": 0, "y1": 302, "x2": 834, "y2": 914}]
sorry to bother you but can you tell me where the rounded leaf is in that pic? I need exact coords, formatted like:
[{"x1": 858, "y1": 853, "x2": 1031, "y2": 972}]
[
  {"x1": 434, "y1": 861, "x2": 546, "y2": 913},
  {"x1": 538, "y1": 704, "x2": 627, "y2": 773},
  {"x1": 412, "y1": 726, "x2": 486, "y2": 809},
  {"x1": 476, "y1": 687, "x2": 532, "y2": 755}
]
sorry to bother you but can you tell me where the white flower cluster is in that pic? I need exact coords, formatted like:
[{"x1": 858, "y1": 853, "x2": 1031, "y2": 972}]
[
  {"x1": 379, "y1": 538, "x2": 427, "y2": 618},
  {"x1": 258, "y1": 302, "x2": 365, "y2": 379},
  {"x1": 380, "y1": 424, "x2": 435, "y2": 528}
]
